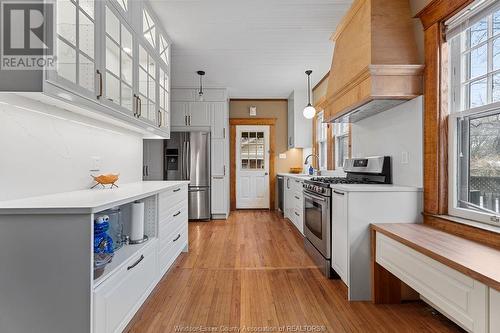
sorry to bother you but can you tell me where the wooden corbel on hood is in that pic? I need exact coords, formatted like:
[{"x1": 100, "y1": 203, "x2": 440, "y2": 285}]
[{"x1": 324, "y1": 0, "x2": 425, "y2": 123}]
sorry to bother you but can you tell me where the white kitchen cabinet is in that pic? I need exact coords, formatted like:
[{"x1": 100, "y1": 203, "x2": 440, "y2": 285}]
[
  {"x1": 331, "y1": 189, "x2": 348, "y2": 284},
  {"x1": 41, "y1": 0, "x2": 171, "y2": 138},
  {"x1": 282, "y1": 176, "x2": 304, "y2": 235},
  {"x1": 330, "y1": 186, "x2": 423, "y2": 301},
  {"x1": 93, "y1": 240, "x2": 158, "y2": 333},
  {"x1": 190, "y1": 102, "x2": 211, "y2": 127},
  {"x1": 287, "y1": 90, "x2": 312, "y2": 149},
  {"x1": 211, "y1": 176, "x2": 228, "y2": 216},
  {"x1": 48, "y1": 0, "x2": 98, "y2": 101},
  {"x1": 0, "y1": 182, "x2": 188, "y2": 333},
  {"x1": 211, "y1": 102, "x2": 228, "y2": 139},
  {"x1": 376, "y1": 233, "x2": 488, "y2": 333},
  {"x1": 170, "y1": 102, "x2": 210, "y2": 128},
  {"x1": 143, "y1": 140, "x2": 164, "y2": 180},
  {"x1": 212, "y1": 139, "x2": 227, "y2": 176}
]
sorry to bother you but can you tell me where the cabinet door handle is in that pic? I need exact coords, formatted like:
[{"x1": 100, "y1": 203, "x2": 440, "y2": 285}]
[
  {"x1": 158, "y1": 110, "x2": 162, "y2": 127},
  {"x1": 213, "y1": 176, "x2": 224, "y2": 179},
  {"x1": 189, "y1": 115, "x2": 192, "y2": 126},
  {"x1": 294, "y1": 212, "x2": 300, "y2": 217},
  {"x1": 137, "y1": 96, "x2": 142, "y2": 117},
  {"x1": 173, "y1": 211, "x2": 181, "y2": 217},
  {"x1": 133, "y1": 94, "x2": 138, "y2": 116},
  {"x1": 146, "y1": 165, "x2": 149, "y2": 176},
  {"x1": 294, "y1": 196, "x2": 300, "y2": 200},
  {"x1": 173, "y1": 188, "x2": 181, "y2": 192},
  {"x1": 223, "y1": 128, "x2": 226, "y2": 138},
  {"x1": 185, "y1": 115, "x2": 188, "y2": 126},
  {"x1": 223, "y1": 165, "x2": 226, "y2": 176},
  {"x1": 127, "y1": 255, "x2": 144, "y2": 271},
  {"x1": 173, "y1": 234, "x2": 181, "y2": 242},
  {"x1": 333, "y1": 190, "x2": 345, "y2": 196},
  {"x1": 96, "y1": 70, "x2": 103, "y2": 99}
]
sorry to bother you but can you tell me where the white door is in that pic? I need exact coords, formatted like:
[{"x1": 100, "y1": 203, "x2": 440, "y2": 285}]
[{"x1": 236, "y1": 125, "x2": 270, "y2": 209}]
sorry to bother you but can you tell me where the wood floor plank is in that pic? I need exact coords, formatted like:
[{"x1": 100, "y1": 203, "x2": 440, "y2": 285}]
[{"x1": 125, "y1": 211, "x2": 464, "y2": 333}]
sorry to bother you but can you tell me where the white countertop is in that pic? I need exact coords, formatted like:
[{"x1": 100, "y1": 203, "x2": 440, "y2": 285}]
[
  {"x1": 0, "y1": 181, "x2": 190, "y2": 215},
  {"x1": 330, "y1": 184, "x2": 422, "y2": 192},
  {"x1": 277, "y1": 173, "x2": 312, "y2": 180}
]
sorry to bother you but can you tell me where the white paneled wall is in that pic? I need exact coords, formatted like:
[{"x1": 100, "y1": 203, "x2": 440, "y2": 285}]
[
  {"x1": 351, "y1": 96, "x2": 423, "y2": 187},
  {"x1": 0, "y1": 94, "x2": 143, "y2": 200}
]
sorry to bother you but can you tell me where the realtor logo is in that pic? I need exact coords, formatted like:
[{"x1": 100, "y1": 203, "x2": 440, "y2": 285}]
[{"x1": 1, "y1": 1, "x2": 55, "y2": 70}]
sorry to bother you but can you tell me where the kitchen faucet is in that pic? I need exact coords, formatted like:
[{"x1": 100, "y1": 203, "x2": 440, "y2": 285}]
[{"x1": 304, "y1": 154, "x2": 321, "y2": 176}]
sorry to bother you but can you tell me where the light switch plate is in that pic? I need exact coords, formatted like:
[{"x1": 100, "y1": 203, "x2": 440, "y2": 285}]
[{"x1": 279, "y1": 153, "x2": 287, "y2": 159}]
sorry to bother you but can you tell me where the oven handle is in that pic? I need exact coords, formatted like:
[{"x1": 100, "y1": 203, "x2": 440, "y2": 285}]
[{"x1": 303, "y1": 190, "x2": 328, "y2": 202}]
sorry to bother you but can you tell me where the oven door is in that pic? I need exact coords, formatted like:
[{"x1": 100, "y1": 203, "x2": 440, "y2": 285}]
[{"x1": 303, "y1": 189, "x2": 331, "y2": 258}]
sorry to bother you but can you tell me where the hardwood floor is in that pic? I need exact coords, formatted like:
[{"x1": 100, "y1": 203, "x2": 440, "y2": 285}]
[{"x1": 126, "y1": 210, "x2": 463, "y2": 332}]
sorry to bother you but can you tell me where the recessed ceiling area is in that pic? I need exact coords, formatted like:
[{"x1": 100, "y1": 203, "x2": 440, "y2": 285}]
[{"x1": 149, "y1": 0, "x2": 352, "y2": 98}]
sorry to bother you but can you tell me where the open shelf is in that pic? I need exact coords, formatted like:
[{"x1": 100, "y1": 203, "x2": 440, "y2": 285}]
[{"x1": 93, "y1": 239, "x2": 154, "y2": 288}]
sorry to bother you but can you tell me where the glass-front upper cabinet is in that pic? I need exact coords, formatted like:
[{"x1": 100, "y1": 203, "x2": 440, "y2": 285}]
[
  {"x1": 49, "y1": 0, "x2": 96, "y2": 100},
  {"x1": 158, "y1": 66, "x2": 170, "y2": 129},
  {"x1": 138, "y1": 44, "x2": 158, "y2": 125},
  {"x1": 101, "y1": 3, "x2": 135, "y2": 115}
]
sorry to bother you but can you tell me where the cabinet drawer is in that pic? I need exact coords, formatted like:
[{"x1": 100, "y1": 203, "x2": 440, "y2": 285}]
[
  {"x1": 93, "y1": 241, "x2": 157, "y2": 333},
  {"x1": 159, "y1": 200, "x2": 188, "y2": 231},
  {"x1": 159, "y1": 206, "x2": 188, "y2": 247},
  {"x1": 376, "y1": 233, "x2": 488, "y2": 333},
  {"x1": 158, "y1": 224, "x2": 188, "y2": 275},
  {"x1": 159, "y1": 186, "x2": 187, "y2": 219}
]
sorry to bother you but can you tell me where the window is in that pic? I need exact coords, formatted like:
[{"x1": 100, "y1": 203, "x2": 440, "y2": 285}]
[
  {"x1": 240, "y1": 131, "x2": 265, "y2": 170},
  {"x1": 316, "y1": 112, "x2": 328, "y2": 170},
  {"x1": 447, "y1": 0, "x2": 500, "y2": 226},
  {"x1": 333, "y1": 123, "x2": 349, "y2": 169}
]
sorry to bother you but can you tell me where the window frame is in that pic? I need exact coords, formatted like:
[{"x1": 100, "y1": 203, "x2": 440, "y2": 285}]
[
  {"x1": 333, "y1": 123, "x2": 349, "y2": 170},
  {"x1": 315, "y1": 111, "x2": 328, "y2": 170},
  {"x1": 448, "y1": 2, "x2": 500, "y2": 227}
]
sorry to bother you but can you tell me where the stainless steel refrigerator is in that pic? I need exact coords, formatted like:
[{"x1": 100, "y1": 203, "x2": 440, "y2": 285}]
[{"x1": 165, "y1": 132, "x2": 211, "y2": 220}]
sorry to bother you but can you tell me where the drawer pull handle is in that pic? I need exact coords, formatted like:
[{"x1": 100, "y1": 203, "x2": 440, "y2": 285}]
[
  {"x1": 173, "y1": 234, "x2": 181, "y2": 242},
  {"x1": 294, "y1": 196, "x2": 300, "y2": 200},
  {"x1": 173, "y1": 188, "x2": 181, "y2": 192},
  {"x1": 294, "y1": 212, "x2": 300, "y2": 217},
  {"x1": 127, "y1": 255, "x2": 144, "y2": 271},
  {"x1": 173, "y1": 211, "x2": 181, "y2": 217},
  {"x1": 333, "y1": 190, "x2": 345, "y2": 196}
]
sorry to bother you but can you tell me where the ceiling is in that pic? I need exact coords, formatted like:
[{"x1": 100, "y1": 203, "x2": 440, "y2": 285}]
[{"x1": 149, "y1": 0, "x2": 352, "y2": 98}]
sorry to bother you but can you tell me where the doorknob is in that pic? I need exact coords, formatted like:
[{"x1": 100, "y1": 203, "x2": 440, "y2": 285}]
[{"x1": 265, "y1": 172, "x2": 269, "y2": 175}]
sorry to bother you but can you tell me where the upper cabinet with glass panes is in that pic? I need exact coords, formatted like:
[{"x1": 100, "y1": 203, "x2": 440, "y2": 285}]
[{"x1": 44, "y1": 0, "x2": 172, "y2": 136}]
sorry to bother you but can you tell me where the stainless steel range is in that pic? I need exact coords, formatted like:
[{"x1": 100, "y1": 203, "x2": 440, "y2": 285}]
[{"x1": 303, "y1": 156, "x2": 391, "y2": 278}]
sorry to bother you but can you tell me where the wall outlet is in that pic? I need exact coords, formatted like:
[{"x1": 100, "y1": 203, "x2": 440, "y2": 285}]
[
  {"x1": 279, "y1": 153, "x2": 287, "y2": 159},
  {"x1": 401, "y1": 151, "x2": 409, "y2": 164},
  {"x1": 90, "y1": 156, "x2": 101, "y2": 172}
]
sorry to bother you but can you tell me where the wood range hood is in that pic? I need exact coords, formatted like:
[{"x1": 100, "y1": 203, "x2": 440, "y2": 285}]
[{"x1": 324, "y1": 0, "x2": 425, "y2": 123}]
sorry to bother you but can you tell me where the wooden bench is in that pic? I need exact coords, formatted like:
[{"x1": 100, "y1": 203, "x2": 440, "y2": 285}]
[{"x1": 371, "y1": 223, "x2": 500, "y2": 333}]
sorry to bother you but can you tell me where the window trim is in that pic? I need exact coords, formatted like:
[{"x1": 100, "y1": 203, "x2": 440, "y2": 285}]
[{"x1": 315, "y1": 111, "x2": 328, "y2": 170}]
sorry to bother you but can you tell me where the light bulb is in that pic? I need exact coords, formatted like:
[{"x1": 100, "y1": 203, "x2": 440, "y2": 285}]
[{"x1": 303, "y1": 105, "x2": 316, "y2": 119}]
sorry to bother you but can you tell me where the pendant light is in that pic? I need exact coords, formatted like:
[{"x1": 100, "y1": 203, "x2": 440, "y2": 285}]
[
  {"x1": 303, "y1": 70, "x2": 316, "y2": 119},
  {"x1": 197, "y1": 70, "x2": 205, "y2": 101}
]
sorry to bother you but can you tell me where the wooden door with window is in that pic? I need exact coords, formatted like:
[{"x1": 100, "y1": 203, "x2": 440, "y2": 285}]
[{"x1": 236, "y1": 125, "x2": 270, "y2": 209}]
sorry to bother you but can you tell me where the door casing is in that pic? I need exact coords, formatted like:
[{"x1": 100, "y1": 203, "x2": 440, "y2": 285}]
[{"x1": 230, "y1": 118, "x2": 276, "y2": 210}]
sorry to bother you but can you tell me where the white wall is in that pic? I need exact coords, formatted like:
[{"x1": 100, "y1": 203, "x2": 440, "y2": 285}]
[
  {"x1": 351, "y1": 96, "x2": 423, "y2": 187},
  {"x1": 0, "y1": 94, "x2": 143, "y2": 201}
]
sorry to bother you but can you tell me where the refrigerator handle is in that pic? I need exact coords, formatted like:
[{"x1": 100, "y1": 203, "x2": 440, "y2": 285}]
[{"x1": 186, "y1": 141, "x2": 191, "y2": 181}]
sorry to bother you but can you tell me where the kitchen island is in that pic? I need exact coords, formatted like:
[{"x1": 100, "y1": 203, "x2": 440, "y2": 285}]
[{"x1": 0, "y1": 181, "x2": 189, "y2": 333}]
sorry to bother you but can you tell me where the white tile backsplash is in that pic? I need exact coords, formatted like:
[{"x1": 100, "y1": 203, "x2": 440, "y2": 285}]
[
  {"x1": 0, "y1": 94, "x2": 143, "y2": 201},
  {"x1": 351, "y1": 96, "x2": 423, "y2": 187}
]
